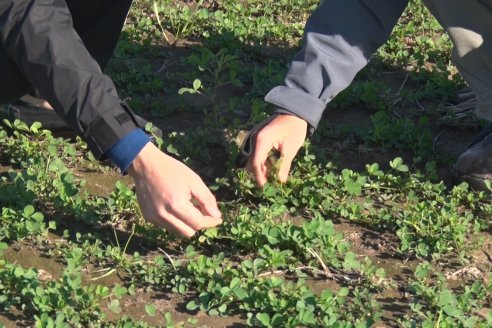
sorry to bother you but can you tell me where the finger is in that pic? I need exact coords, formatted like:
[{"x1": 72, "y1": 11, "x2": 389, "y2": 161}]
[
  {"x1": 200, "y1": 215, "x2": 223, "y2": 229},
  {"x1": 244, "y1": 156, "x2": 254, "y2": 173},
  {"x1": 169, "y1": 200, "x2": 222, "y2": 231},
  {"x1": 149, "y1": 210, "x2": 196, "y2": 238},
  {"x1": 277, "y1": 145, "x2": 298, "y2": 183},
  {"x1": 251, "y1": 132, "x2": 273, "y2": 187},
  {"x1": 168, "y1": 200, "x2": 208, "y2": 230},
  {"x1": 191, "y1": 181, "x2": 222, "y2": 219},
  {"x1": 191, "y1": 204, "x2": 223, "y2": 229},
  {"x1": 277, "y1": 157, "x2": 292, "y2": 183}
]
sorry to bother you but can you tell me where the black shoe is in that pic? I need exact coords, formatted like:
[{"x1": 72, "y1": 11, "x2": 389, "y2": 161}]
[
  {"x1": 454, "y1": 124, "x2": 492, "y2": 191},
  {"x1": 0, "y1": 103, "x2": 21, "y2": 122}
]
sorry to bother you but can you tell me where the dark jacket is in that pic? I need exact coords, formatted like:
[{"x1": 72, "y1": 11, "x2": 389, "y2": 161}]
[{"x1": 0, "y1": 0, "x2": 140, "y2": 158}]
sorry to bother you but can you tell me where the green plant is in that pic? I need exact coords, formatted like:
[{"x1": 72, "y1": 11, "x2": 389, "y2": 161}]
[
  {"x1": 179, "y1": 48, "x2": 244, "y2": 122},
  {"x1": 0, "y1": 0, "x2": 490, "y2": 326},
  {"x1": 401, "y1": 263, "x2": 492, "y2": 327}
]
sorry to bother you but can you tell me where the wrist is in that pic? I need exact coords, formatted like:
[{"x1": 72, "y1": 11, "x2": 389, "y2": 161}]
[
  {"x1": 274, "y1": 109, "x2": 313, "y2": 136},
  {"x1": 277, "y1": 113, "x2": 308, "y2": 137},
  {"x1": 128, "y1": 142, "x2": 154, "y2": 178},
  {"x1": 106, "y1": 128, "x2": 151, "y2": 174}
]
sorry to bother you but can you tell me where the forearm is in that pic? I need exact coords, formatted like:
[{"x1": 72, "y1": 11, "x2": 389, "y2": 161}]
[
  {"x1": 265, "y1": 0, "x2": 409, "y2": 131},
  {"x1": 0, "y1": 0, "x2": 140, "y2": 158}
]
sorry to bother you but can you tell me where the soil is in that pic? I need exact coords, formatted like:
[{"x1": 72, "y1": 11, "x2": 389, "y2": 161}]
[
  {"x1": 0, "y1": 158, "x2": 490, "y2": 326},
  {"x1": 1, "y1": 41, "x2": 491, "y2": 328}
]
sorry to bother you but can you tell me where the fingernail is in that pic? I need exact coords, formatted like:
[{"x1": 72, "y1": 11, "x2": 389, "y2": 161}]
[{"x1": 213, "y1": 208, "x2": 222, "y2": 218}]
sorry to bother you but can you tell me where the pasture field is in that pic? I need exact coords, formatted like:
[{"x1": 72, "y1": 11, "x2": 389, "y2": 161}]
[{"x1": 0, "y1": 0, "x2": 491, "y2": 327}]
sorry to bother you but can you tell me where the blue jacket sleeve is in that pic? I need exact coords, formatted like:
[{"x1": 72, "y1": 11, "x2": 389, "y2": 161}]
[{"x1": 105, "y1": 128, "x2": 151, "y2": 173}]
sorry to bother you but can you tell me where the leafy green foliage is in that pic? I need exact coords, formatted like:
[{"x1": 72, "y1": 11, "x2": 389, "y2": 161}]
[
  {"x1": 0, "y1": 205, "x2": 54, "y2": 241},
  {"x1": 232, "y1": 151, "x2": 486, "y2": 258},
  {"x1": 0, "y1": 252, "x2": 109, "y2": 326},
  {"x1": 0, "y1": 0, "x2": 490, "y2": 326},
  {"x1": 401, "y1": 263, "x2": 492, "y2": 327}
]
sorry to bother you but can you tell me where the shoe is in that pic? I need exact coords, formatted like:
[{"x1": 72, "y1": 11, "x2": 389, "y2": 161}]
[
  {"x1": 454, "y1": 124, "x2": 492, "y2": 191},
  {"x1": 0, "y1": 103, "x2": 20, "y2": 122}
]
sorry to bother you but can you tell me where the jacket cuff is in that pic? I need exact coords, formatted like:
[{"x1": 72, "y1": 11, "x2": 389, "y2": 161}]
[
  {"x1": 84, "y1": 103, "x2": 141, "y2": 159},
  {"x1": 265, "y1": 86, "x2": 326, "y2": 132},
  {"x1": 105, "y1": 128, "x2": 151, "y2": 173}
]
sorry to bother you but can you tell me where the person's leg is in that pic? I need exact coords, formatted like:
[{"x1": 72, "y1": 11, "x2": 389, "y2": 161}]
[
  {"x1": 2, "y1": 0, "x2": 135, "y2": 130},
  {"x1": 1, "y1": 0, "x2": 133, "y2": 104},
  {"x1": 65, "y1": 0, "x2": 155, "y2": 135},
  {"x1": 423, "y1": 0, "x2": 492, "y2": 120},
  {"x1": 423, "y1": 0, "x2": 492, "y2": 189},
  {"x1": 66, "y1": 0, "x2": 133, "y2": 71},
  {"x1": 0, "y1": 47, "x2": 32, "y2": 104}
]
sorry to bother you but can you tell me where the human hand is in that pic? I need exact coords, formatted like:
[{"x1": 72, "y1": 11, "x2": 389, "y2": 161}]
[
  {"x1": 246, "y1": 114, "x2": 308, "y2": 187},
  {"x1": 128, "y1": 143, "x2": 222, "y2": 238}
]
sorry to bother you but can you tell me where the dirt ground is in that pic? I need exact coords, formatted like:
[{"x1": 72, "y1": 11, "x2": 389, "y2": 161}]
[{"x1": 1, "y1": 39, "x2": 491, "y2": 327}]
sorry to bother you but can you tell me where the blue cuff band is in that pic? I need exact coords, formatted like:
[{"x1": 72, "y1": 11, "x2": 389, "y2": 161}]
[{"x1": 105, "y1": 128, "x2": 151, "y2": 173}]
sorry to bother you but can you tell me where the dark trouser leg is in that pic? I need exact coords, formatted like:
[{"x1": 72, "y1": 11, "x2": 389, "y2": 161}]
[
  {"x1": 0, "y1": 0, "x2": 133, "y2": 104},
  {"x1": 0, "y1": 48, "x2": 31, "y2": 104},
  {"x1": 66, "y1": 0, "x2": 133, "y2": 71}
]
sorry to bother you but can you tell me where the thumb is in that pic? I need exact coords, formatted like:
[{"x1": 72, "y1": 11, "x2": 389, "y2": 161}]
[
  {"x1": 191, "y1": 179, "x2": 222, "y2": 219},
  {"x1": 251, "y1": 132, "x2": 274, "y2": 187},
  {"x1": 277, "y1": 147, "x2": 296, "y2": 183}
]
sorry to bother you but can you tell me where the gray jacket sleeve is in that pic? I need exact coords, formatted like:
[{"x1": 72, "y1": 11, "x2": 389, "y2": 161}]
[
  {"x1": 0, "y1": 0, "x2": 141, "y2": 158},
  {"x1": 265, "y1": 0, "x2": 409, "y2": 131}
]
